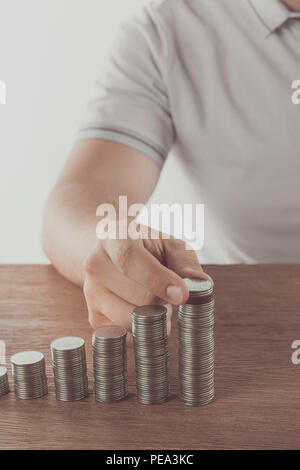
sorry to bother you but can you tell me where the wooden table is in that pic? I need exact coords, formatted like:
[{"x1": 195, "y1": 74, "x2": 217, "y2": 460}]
[{"x1": 0, "y1": 264, "x2": 300, "y2": 450}]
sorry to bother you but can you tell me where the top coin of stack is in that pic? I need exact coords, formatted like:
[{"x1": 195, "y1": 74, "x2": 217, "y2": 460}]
[
  {"x1": 51, "y1": 336, "x2": 89, "y2": 402},
  {"x1": 178, "y1": 278, "x2": 215, "y2": 406},
  {"x1": 11, "y1": 351, "x2": 48, "y2": 400},
  {"x1": 0, "y1": 366, "x2": 9, "y2": 397},
  {"x1": 92, "y1": 325, "x2": 128, "y2": 403},
  {"x1": 132, "y1": 305, "x2": 170, "y2": 405}
]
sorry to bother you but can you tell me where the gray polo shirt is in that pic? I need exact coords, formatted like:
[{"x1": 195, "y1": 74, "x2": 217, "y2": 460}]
[{"x1": 78, "y1": 0, "x2": 300, "y2": 263}]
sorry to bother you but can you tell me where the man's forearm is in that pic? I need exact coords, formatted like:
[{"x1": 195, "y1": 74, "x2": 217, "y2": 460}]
[
  {"x1": 42, "y1": 181, "x2": 147, "y2": 286},
  {"x1": 42, "y1": 182, "x2": 105, "y2": 286}
]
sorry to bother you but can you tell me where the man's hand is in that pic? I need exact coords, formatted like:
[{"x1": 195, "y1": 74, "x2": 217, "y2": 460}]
[
  {"x1": 42, "y1": 139, "x2": 211, "y2": 339},
  {"x1": 83, "y1": 222, "x2": 212, "y2": 340}
]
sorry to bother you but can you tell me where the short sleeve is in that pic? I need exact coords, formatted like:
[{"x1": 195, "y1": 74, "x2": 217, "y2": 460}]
[{"x1": 77, "y1": 5, "x2": 174, "y2": 168}]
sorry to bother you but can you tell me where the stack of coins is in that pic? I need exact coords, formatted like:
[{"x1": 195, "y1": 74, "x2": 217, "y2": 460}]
[
  {"x1": 0, "y1": 366, "x2": 9, "y2": 396},
  {"x1": 132, "y1": 305, "x2": 170, "y2": 404},
  {"x1": 92, "y1": 326, "x2": 128, "y2": 403},
  {"x1": 178, "y1": 278, "x2": 214, "y2": 406},
  {"x1": 51, "y1": 337, "x2": 89, "y2": 402},
  {"x1": 11, "y1": 351, "x2": 48, "y2": 399}
]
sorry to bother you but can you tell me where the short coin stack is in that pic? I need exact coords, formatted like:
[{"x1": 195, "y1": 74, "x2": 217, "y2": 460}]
[
  {"x1": 132, "y1": 305, "x2": 170, "y2": 404},
  {"x1": 51, "y1": 336, "x2": 89, "y2": 402},
  {"x1": 11, "y1": 351, "x2": 48, "y2": 399},
  {"x1": 93, "y1": 326, "x2": 128, "y2": 403},
  {"x1": 178, "y1": 278, "x2": 214, "y2": 406},
  {"x1": 0, "y1": 366, "x2": 9, "y2": 396}
]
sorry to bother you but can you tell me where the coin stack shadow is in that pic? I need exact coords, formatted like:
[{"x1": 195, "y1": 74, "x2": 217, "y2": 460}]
[
  {"x1": 92, "y1": 326, "x2": 128, "y2": 403},
  {"x1": 11, "y1": 351, "x2": 48, "y2": 399},
  {"x1": 178, "y1": 278, "x2": 214, "y2": 406},
  {"x1": 132, "y1": 305, "x2": 170, "y2": 404},
  {"x1": 51, "y1": 337, "x2": 89, "y2": 401},
  {"x1": 0, "y1": 366, "x2": 9, "y2": 396}
]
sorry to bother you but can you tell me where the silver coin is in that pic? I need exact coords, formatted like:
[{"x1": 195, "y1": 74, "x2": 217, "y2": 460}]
[
  {"x1": 183, "y1": 277, "x2": 213, "y2": 292},
  {"x1": 51, "y1": 336, "x2": 85, "y2": 352},
  {"x1": 0, "y1": 366, "x2": 8, "y2": 377},
  {"x1": 11, "y1": 351, "x2": 44, "y2": 366},
  {"x1": 132, "y1": 305, "x2": 167, "y2": 318},
  {"x1": 93, "y1": 325, "x2": 127, "y2": 341}
]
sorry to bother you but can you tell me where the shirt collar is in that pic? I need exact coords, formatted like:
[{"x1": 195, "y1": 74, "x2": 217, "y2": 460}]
[{"x1": 248, "y1": 0, "x2": 300, "y2": 36}]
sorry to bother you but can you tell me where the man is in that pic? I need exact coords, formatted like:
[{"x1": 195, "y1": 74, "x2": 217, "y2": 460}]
[{"x1": 42, "y1": 0, "x2": 300, "y2": 334}]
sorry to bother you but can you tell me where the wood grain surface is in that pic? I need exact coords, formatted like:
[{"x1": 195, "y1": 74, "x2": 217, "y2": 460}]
[{"x1": 0, "y1": 264, "x2": 300, "y2": 450}]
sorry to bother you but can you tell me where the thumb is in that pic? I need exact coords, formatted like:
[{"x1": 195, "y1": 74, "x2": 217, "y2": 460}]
[{"x1": 163, "y1": 238, "x2": 213, "y2": 285}]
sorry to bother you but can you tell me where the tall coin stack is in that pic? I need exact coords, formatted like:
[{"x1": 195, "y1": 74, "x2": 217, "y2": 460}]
[
  {"x1": 132, "y1": 305, "x2": 170, "y2": 404},
  {"x1": 11, "y1": 351, "x2": 48, "y2": 399},
  {"x1": 178, "y1": 278, "x2": 214, "y2": 406},
  {"x1": 92, "y1": 326, "x2": 128, "y2": 403},
  {"x1": 0, "y1": 366, "x2": 9, "y2": 397},
  {"x1": 51, "y1": 337, "x2": 89, "y2": 402}
]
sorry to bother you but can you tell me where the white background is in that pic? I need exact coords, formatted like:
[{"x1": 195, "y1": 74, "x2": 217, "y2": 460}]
[{"x1": 0, "y1": 0, "x2": 180, "y2": 263}]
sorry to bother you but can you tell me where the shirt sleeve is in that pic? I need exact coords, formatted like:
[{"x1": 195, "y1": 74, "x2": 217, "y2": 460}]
[{"x1": 76, "y1": 5, "x2": 174, "y2": 168}]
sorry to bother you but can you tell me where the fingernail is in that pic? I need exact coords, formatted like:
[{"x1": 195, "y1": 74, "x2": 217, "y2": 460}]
[{"x1": 166, "y1": 285, "x2": 183, "y2": 304}]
